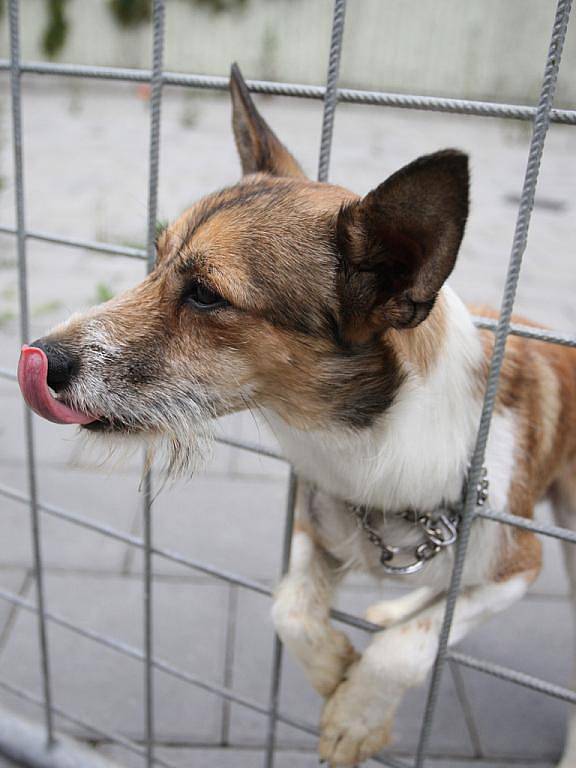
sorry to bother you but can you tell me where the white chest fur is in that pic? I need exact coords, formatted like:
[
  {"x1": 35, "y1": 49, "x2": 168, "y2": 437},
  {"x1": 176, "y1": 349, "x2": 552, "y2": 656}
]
[
  {"x1": 269, "y1": 287, "x2": 485, "y2": 513},
  {"x1": 266, "y1": 287, "x2": 517, "y2": 588}
]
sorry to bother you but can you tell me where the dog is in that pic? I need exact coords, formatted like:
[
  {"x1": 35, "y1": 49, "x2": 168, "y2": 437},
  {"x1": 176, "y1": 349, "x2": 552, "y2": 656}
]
[{"x1": 17, "y1": 64, "x2": 576, "y2": 766}]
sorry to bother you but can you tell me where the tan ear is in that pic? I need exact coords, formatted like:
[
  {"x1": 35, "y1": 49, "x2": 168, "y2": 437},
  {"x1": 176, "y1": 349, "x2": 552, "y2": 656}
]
[
  {"x1": 230, "y1": 63, "x2": 305, "y2": 179},
  {"x1": 336, "y1": 150, "x2": 469, "y2": 338}
]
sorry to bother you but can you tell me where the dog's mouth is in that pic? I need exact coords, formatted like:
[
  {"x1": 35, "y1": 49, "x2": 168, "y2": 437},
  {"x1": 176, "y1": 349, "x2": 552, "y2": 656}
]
[
  {"x1": 83, "y1": 416, "x2": 136, "y2": 433},
  {"x1": 18, "y1": 345, "x2": 99, "y2": 426}
]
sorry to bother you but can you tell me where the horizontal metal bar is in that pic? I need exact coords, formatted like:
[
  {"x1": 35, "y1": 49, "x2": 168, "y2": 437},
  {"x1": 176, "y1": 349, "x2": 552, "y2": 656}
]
[
  {"x1": 0, "y1": 224, "x2": 147, "y2": 260},
  {"x1": 0, "y1": 681, "x2": 179, "y2": 768},
  {"x1": 0, "y1": 481, "x2": 271, "y2": 592},
  {"x1": 214, "y1": 435, "x2": 285, "y2": 462},
  {"x1": 0, "y1": 481, "x2": 377, "y2": 632},
  {"x1": 0, "y1": 59, "x2": 575, "y2": 125},
  {"x1": 0, "y1": 705, "x2": 123, "y2": 768},
  {"x1": 476, "y1": 506, "x2": 576, "y2": 545},
  {"x1": 2, "y1": 450, "x2": 576, "y2": 557},
  {"x1": 448, "y1": 650, "x2": 576, "y2": 705},
  {"x1": 0, "y1": 589, "x2": 401, "y2": 768},
  {"x1": 474, "y1": 316, "x2": 576, "y2": 348},
  {"x1": 1, "y1": 228, "x2": 574, "y2": 352}
]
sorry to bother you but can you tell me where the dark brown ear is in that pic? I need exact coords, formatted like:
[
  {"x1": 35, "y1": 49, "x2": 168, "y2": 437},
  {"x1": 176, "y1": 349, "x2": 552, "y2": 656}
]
[
  {"x1": 230, "y1": 63, "x2": 305, "y2": 179},
  {"x1": 336, "y1": 150, "x2": 469, "y2": 339}
]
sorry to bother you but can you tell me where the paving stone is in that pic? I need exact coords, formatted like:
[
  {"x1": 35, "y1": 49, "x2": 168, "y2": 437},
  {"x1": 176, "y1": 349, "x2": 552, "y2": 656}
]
[
  {"x1": 0, "y1": 571, "x2": 27, "y2": 642},
  {"x1": 0, "y1": 574, "x2": 229, "y2": 742},
  {"x1": 457, "y1": 597, "x2": 573, "y2": 761},
  {"x1": 529, "y1": 503, "x2": 570, "y2": 597},
  {"x1": 97, "y1": 744, "x2": 380, "y2": 768},
  {"x1": 227, "y1": 587, "x2": 478, "y2": 758},
  {"x1": 0, "y1": 465, "x2": 139, "y2": 572},
  {"x1": 129, "y1": 475, "x2": 288, "y2": 583},
  {"x1": 0, "y1": 758, "x2": 22, "y2": 768},
  {"x1": 1, "y1": 82, "x2": 576, "y2": 768},
  {"x1": 225, "y1": 412, "x2": 287, "y2": 481}
]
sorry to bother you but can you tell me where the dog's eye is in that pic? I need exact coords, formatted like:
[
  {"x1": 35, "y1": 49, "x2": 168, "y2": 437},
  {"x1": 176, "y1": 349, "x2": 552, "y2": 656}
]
[{"x1": 184, "y1": 281, "x2": 229, "y2": 310}]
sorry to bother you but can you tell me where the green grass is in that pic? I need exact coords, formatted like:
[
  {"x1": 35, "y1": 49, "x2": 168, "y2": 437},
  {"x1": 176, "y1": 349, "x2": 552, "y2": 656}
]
[
  {"x1": 0, "y1": 309, "x2": 15, "y2": 329},
  {"x1": 32, "y1": 299, "x2": 64, "y2": 317},
  {"x1": 94, "y1": 282, "x2": 115, "y2": 304}
]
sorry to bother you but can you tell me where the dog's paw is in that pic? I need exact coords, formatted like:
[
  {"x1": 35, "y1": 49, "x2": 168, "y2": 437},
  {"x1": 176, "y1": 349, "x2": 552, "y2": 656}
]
[
  {"x1": 318, "y1": 671, "x2": 395, "y2": 765},
  {"x1": 272, "y1": 591, "x2": 357, "y2": 697},
  {"x1": 306, "y1": 629, "x2": 358, "y2": 698}
]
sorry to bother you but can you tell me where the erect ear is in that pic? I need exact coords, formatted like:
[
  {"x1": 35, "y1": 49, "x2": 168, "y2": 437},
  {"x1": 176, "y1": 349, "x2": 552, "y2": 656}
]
[
  {"x1": 230, "y1": 63, "x2": 305, "y2": 179},
  {"x1": 336, "y1": 150, "x2": 469, "y2": 339}
]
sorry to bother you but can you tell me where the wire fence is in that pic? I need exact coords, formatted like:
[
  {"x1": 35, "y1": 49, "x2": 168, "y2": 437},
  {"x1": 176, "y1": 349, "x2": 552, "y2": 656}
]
[{"x1": 0, "y1": 0, "x2": 574, "y2": 766}]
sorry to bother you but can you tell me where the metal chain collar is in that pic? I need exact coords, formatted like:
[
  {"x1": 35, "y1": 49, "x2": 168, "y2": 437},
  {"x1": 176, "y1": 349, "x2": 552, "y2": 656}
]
[{"x1": 352, "y1": 467, "x2": 489, "y2": 576}]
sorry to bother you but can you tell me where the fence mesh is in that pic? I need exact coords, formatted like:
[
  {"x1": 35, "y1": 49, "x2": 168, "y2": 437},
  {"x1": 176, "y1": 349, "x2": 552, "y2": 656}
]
[{"x1": 0, "y1": 0, "x2": 574, "y2": 766}]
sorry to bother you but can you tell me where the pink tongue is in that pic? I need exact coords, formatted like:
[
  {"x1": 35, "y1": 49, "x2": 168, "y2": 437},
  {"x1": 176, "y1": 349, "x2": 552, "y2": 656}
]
[{"x1": 17, "y1": 345, "x2": 97, "y2": 425}]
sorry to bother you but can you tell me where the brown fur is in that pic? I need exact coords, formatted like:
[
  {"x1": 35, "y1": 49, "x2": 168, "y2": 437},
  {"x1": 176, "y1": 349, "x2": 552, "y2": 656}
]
[
  {"x1": 468, "y1": 307, "x2": 576, "y2": 581},
  {"x1": 26, "y1": 66, "x2": 576, "y2": 767},
  {"x1": 36, "y1": 66, "x2": 576, "y2": 584}
]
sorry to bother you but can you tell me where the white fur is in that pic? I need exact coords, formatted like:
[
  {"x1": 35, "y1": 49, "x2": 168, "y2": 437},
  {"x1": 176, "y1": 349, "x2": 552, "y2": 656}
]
[
  {"x1": 319, "y1": 574, "x2": 531, "y2": 766},
  {"x1": 270, "y1": 287, "x2": 482, "y2": 514},
  {"x1": 270, "y1": 285, "x2": 529, "y2": 766},
  {"x1": 268, "y1": 285, "x2": 517, "y2": 591},
  {"x1": 272, "y1": 491, "x2": 357, "y2": 697},
  {"x1": 365, "y1": 587, "x2": 436, "y2": 627}
]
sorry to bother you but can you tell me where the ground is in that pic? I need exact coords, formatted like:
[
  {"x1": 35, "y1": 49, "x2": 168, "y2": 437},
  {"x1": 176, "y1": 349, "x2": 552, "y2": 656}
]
[{"x1": 0, "y1": 79, "x2": 575, "y2": 767}]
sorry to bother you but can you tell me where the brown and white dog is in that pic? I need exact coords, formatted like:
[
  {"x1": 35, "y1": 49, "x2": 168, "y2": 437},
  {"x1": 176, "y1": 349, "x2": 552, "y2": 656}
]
[{"x1": 17, "y1": 65, "x2": 576, "y2": 766}]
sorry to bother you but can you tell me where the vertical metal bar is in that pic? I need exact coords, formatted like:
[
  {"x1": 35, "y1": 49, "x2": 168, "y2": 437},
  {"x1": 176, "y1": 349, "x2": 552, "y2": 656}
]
[
  {"x1": 414, "y1": 1, "x2": 572, "y2": 765},
  {"x1": 143, "y1": 2, "x2": 165, "y2": 766},
  {"x1": 265, "y1": 5, "x2": 347, "y2": 763},
  {"x1": 220, "y1": 585, "x2": 238, "y2": 745},
  {"x1": 8, "y1": 0, "x2": 55, "y2": 746},
  {"x1": 265, "y1": 6, "x2": 347, "y2": 761},
  {"x1": 448, "y1": 660, "x2": 483, "y2": 757},
  {"x1": 146, "y1": 0, "x2": 165, "y2": 266},
  {"x1": 142, "y1": 471, "x2": 155, "y2": 768},
  {"x1": 317, "y1": 0, "x2": 347, "y2": 182},
  {"x1": 263, "y1": 470, "x2": 298, "y2": 768}
]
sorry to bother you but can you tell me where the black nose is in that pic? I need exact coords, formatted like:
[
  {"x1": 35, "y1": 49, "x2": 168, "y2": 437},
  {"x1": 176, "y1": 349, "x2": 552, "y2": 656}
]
[{"x1": 30, "y1": 339, "x2": 79, "y2": 392}]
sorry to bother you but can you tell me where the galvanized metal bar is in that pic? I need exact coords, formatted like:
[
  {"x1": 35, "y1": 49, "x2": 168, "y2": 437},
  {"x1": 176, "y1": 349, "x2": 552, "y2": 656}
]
[
  {"x1": 5, "y1": 574, "x2": 568, "y2": 768},
  {"x1": 142, "y1": 469, "x2": 155, "y2": 768},
  {"x1": 267, "y1": 16, "x2": 348, "y2": 750},
  {"x1": 219, "y1": 585, "x2": 238, "y2": 746},
  {"x1": 0, "y1": 224, "x2": 147, "y2": 260},
  {"x1": 1, "y1": 59, "x2": 576, "y2": 125},
  {"x1": 448, "y1": 651, "x2": 576, "y2": 705},
  {"x1": 0, "y1": 702, "x2": 127, "y2": 768},
  {"x1": 415, "y1": 1, "x2": 573, "y2": 764},
  {"x1": 448, "y1": 660, "x2": 484, "y2": 758},
  {"x1": 3, "y1": 242, "x2": 576, "y2": 356},
  {"x1": 264, "y1": 471, "x2": 298, "y2": 768},
  {"x1": 0, "y1": 589, "x2": 406, "y2": 768},
  {"x1": 473, "y1": 315, "x2": 576, "y2": 348},
  {"x1": 214, "y1": 435, "x2": 285, "y2": 461},
  {"x1": 8, "y1": 0, "x2": 55, "y2": 747},
  {"x1": 0, "y1": 481, "x2": 380, "y2": 633},
  {"x1": 475, "y1": 506, "x2": 576, "y2": 544},
  {"x1": 141, "y1": 4, "x2": 165, "y2": 766},
  {"x1": 318, "y1": 0, "x2": 347, "y2": 181},
  {"x1": 0, "y1": 587, "x2": 274, "y2": 725},
  {"x1": 0, "y1": 686, "x2": 179, "y2": 768}
]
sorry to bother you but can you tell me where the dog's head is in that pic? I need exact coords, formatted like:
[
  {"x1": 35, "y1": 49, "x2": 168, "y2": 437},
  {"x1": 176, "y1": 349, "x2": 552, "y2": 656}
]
[{"x1": 18, "y1": 64, "x2": 469, "y2": 475}]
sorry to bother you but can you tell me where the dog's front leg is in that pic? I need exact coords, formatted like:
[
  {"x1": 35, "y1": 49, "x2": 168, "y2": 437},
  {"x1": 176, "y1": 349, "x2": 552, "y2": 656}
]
[
  {"x1": 272, "y1": 481, "x2": 357, "y2": 698},
  {"x1": 319, "y1": 571, "x2": 534, "y2": 766}
]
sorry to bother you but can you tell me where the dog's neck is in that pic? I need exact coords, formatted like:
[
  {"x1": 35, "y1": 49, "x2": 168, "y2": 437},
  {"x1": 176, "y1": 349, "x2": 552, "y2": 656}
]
[{"x1": 267, "y1": 286, "x2": 484, "y2": 514}]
